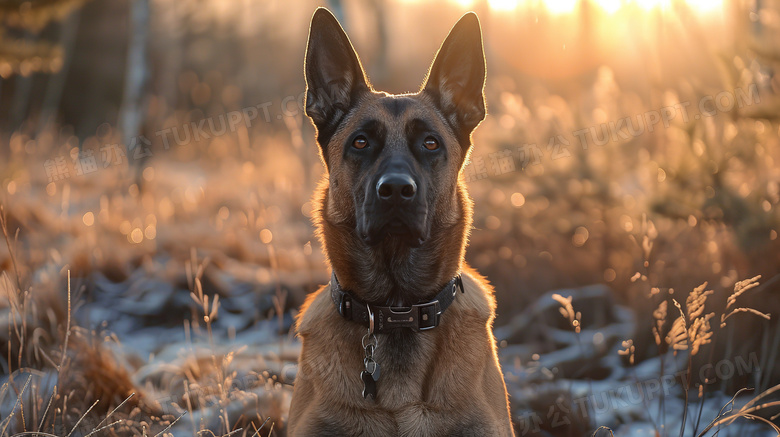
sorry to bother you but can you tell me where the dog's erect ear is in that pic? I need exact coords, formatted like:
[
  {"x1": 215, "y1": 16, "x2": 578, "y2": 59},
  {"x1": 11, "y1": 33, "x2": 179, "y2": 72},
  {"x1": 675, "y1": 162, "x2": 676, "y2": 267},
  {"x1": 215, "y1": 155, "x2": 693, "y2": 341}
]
[
  {"x1": 304, "y1": 8, "x2": 369, "y2": 145},
  {"x1": 423, "y1": 12, "x2": 486, "y2": 139}
]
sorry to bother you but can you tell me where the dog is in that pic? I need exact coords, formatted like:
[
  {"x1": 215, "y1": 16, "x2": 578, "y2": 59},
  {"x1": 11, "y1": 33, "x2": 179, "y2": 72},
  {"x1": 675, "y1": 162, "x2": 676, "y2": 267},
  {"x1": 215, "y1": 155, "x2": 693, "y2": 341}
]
[{"x1": 288, "y1": 8, "x2": 514, "y2": 436}]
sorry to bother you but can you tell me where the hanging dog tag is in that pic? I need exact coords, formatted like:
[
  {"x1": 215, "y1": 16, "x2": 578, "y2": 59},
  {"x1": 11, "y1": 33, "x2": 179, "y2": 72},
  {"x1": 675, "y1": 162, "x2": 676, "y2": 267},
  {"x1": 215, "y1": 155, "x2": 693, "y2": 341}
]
[
  {"x1": 361, "y1": 370, "x2": 377, "y2": 399},
  {"x1": 365, "y1": 358, "x2": 381, "y2": 382}
]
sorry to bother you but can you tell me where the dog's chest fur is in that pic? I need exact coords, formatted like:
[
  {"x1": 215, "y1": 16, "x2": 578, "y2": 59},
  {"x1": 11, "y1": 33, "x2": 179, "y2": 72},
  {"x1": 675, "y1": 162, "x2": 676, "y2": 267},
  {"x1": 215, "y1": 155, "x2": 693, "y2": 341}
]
[{"x1": 290, "y1": 268, "x2": 513, "y2": 436}]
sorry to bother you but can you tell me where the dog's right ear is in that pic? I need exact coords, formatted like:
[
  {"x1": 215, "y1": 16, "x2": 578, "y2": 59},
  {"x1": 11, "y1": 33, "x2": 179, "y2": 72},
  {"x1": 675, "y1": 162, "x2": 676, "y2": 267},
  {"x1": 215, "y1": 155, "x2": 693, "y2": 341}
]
[{"x1": 304, "y1": 8, "x2": 369, "y2": 149}]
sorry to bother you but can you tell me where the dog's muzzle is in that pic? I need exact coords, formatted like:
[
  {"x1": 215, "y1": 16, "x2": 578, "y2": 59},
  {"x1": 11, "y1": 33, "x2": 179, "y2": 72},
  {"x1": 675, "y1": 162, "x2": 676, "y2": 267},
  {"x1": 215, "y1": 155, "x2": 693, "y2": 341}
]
[{"x1": 359, "y1": 163, "x2": 428, "y2": 247}]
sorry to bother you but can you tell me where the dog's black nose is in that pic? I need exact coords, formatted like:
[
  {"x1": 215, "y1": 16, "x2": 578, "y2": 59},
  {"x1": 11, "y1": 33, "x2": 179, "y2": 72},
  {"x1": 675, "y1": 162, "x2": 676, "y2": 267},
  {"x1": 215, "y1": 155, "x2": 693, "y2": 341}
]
[{"x1": 376, "y1": 173, "x2": 417, "y2": 202}]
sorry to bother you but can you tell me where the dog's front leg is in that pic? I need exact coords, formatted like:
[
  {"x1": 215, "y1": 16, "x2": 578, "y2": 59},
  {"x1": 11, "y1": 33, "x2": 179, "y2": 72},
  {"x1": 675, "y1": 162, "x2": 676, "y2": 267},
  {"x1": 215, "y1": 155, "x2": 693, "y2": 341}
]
[
  {"x1": 397, "y1": 401, "x2": 493, "y2": 437},
  {"x1": 396, "y1": 401, "x2": 444, "y2": 437},
  {"x1": 397, "y1": 401, "x2": 510, "y2": 437},
  {"x1": 394, "y1": 315, "x2": 515, "y2": 437}
]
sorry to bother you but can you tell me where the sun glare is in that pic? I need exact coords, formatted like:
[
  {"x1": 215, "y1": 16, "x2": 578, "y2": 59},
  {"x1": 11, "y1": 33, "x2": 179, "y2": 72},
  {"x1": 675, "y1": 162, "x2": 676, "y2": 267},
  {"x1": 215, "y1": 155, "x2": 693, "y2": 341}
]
[
  {"x1": 439, "y1": 0, "x2": 723, "y2": 15},
  {"x1": 452, "y1": 0, "x2": 476, "y2": 7},
  {"x1": 684, "y1": 0, "x2": 724, "y2": 13},
  {"x1": 544, "y1": 0, "x2": 579, "y2": 14},
  {"x1": 487, "y1": 0, "x2": 520, "y2": 11},
  {"x1": 633, "y1": 0, "x2": 672, "y2": 11},
  {"x1": 598, "y1": 0, "x2": 623, "y2": 14}
]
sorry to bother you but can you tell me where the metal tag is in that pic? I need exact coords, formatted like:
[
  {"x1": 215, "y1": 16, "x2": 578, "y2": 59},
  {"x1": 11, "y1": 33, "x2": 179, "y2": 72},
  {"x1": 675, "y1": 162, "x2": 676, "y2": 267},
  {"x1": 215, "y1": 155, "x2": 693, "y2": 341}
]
[{"x1": 361, "y1": 370, "x2": 377, "y2": 400}]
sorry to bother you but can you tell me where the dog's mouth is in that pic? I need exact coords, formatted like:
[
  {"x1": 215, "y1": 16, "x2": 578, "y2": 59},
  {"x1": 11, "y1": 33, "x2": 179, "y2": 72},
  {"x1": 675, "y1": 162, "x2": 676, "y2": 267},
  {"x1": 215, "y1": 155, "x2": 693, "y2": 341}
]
[{"x1": 360, "y1": 215, "x2": 428, "y2": 248}]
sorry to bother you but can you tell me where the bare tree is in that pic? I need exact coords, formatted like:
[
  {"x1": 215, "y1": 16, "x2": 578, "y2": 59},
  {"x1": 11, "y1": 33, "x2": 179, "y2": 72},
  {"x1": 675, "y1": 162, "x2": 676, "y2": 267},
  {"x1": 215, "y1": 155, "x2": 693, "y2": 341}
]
[
  {"x1": 37, "y1": 8, "x2": 81, "y2": 134},
  {"x1": 118, "y1": 0, "x2": 150, "y2": 182}
]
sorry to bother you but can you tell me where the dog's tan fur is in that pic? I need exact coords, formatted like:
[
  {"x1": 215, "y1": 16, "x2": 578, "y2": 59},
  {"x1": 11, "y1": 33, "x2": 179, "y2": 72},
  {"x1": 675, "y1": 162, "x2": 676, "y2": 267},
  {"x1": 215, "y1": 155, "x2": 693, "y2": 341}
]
[
  {"x1": 288, "y1": 8, "x2": 514, "y2": 436},
  {"x1": 289, "y1": 266, "x2": 513, "y2": 436}
]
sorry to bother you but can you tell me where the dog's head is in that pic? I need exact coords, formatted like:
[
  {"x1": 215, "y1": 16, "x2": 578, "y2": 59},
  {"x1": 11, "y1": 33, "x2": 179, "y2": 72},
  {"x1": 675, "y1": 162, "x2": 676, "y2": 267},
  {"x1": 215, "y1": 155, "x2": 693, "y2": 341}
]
[{"x1": 304, "y1": 8, "x2": 485, "y2": 249}]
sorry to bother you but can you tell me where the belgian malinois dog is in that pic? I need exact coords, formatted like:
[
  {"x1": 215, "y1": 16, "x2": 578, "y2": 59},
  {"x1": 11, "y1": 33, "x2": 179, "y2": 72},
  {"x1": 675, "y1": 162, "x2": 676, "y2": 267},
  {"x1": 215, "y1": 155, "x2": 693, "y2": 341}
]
[{"x1": 288, "y1": 8, "x2": 514, "y2": 436}]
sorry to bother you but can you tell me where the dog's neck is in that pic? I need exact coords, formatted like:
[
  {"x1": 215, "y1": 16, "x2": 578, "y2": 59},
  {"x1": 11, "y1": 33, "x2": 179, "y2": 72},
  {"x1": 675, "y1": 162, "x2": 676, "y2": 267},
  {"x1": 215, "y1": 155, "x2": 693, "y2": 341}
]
[{"x1": 315, "y1": 182, "x2": 472, "y2": 307}]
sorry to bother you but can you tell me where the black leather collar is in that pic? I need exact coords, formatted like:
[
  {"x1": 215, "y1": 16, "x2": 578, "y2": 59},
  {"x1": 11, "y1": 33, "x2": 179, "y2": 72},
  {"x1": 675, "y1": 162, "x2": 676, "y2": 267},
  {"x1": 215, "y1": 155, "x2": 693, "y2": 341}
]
[{"x1": 330, "y1": 272, "x2": 464, "y2": 333}]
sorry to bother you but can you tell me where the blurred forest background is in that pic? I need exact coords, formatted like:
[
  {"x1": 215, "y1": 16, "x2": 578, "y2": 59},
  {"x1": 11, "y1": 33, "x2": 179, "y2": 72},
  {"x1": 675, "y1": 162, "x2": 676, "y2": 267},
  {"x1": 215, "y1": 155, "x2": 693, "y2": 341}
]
[{"x1": 1, "y1": 0, "x2": 780, "y2": 435}]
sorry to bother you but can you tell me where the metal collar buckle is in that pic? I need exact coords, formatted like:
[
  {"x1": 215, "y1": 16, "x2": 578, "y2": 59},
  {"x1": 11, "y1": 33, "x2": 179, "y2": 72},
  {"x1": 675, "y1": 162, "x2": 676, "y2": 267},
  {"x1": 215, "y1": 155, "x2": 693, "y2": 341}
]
[{"x1": 414, "y1": 300, "x2": 441, "y2": 331}]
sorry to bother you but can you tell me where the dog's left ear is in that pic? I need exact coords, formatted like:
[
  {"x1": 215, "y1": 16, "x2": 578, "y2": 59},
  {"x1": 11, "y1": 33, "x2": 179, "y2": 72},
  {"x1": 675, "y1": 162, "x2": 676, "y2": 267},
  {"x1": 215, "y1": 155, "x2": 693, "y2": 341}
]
[{"x1": 423, "y1": 12, "x2": 486, "y2": 139}]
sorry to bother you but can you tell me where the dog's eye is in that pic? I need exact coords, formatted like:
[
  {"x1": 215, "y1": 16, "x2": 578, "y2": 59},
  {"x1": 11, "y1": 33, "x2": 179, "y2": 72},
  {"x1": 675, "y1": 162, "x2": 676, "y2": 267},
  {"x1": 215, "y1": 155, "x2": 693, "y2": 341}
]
[
  {"x1": 423, "y1": 137, "x2": 439, "y2": 150},
  {"x1": 353, "y1": 136, "x2": 368, "y2": 149}
]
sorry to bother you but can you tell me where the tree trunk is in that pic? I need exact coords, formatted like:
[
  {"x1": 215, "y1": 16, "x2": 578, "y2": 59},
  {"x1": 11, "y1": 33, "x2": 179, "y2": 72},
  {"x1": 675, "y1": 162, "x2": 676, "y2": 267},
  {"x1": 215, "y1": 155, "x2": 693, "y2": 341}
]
[
  {"x1": 37, "y1": 9, "x2": 82, "y2": 136},
  {"x1": 118, "y1": 0, "x2": 150, "y2": 178}
]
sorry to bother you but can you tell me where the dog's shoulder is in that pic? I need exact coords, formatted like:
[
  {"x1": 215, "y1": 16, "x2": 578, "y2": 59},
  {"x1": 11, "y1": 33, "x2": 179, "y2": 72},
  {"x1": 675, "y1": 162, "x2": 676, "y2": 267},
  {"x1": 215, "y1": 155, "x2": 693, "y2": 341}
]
[
  {"x1": 455, "y1": 264, "x2": 497, "y2": 323},
  {"x1": 294, "y1": 283, "x2": 333, "y2": 337}
]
